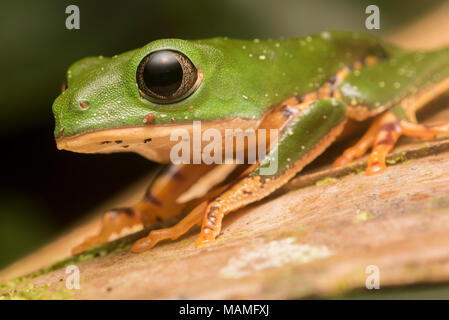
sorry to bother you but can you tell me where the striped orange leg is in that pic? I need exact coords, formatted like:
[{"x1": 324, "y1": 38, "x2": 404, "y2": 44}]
[
  {"x1": 365, "y1": 112, "x2": 403, "y2": 175},
  {"x1": 72, "y1": 163, "x2": 216, "y2": 254},
  {"x1": 332, "y1": 117, "x2": 383, "y2": 167},
  {"x1": 400, "y1": 121, "x2": 449, "y2": 139},
  {"x1": 334, "y1": 110, "x2": 449, "y2": 176},
  {"x1": 131, "y1": 187, "x2": 227, "y2": 252},
  {"x1": 132, "y1": 202, "x2": 206, "y2": 252}
]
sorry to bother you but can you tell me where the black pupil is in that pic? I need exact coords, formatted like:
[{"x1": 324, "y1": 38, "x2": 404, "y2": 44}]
[{"x1": 143, "y1": 51, "x2": 183, "y2": 97}]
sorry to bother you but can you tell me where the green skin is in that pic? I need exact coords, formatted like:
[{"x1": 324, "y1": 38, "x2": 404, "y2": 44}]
[{"x1": 53, "y1": 30, "x2": 449, "y2": 180}]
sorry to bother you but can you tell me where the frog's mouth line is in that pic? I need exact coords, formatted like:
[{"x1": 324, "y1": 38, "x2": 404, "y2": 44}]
[{"x1": 56, "y1": 118, "x2": 259, "y2": 163}]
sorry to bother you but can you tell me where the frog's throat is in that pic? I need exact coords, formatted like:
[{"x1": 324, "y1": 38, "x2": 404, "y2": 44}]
[{"x1": 56, "y1": 118, "x2": 260, "y2": 163}]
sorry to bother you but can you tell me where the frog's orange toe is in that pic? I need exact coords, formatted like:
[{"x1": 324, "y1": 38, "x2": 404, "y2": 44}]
[
  {"x1": 365, "y1": 148, "x2": 389, "y2": 176},
  {"x1": 195, "y1": 235, "x2": 215, "y2": 248},
  {"x1": 332, "y1": 151, "x2": 355, "y2": 167},
  {"x1": 72, "y1": 235, "x2": 106, "y2": 255},
  {"x1": 72, "y1": 244, "x2": 88, "y2": 255},
  {"x1": 333, "y1": 121, "x2": 381, "y2": 168},
  {"x1": 365, "y1": 161, "x2": 386, "y2": 176},
  {"x1": 131, "y1": 237, "x2": 156, "y2": 253}
]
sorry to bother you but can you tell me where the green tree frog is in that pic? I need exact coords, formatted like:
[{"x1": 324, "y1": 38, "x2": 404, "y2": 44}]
[{"x1": 52, "y1": 31, "x2": 449, "y2": 254}]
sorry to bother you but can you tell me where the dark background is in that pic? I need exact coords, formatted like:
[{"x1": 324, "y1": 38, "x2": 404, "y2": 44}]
[{"x1": 0, "y1": 0, "x2": 445, "y2": 268}]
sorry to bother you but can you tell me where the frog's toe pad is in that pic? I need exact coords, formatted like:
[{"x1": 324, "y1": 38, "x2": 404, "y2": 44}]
[
  {"x1": 195, "y1": 235, "x2": 215, "y2": 248},
  {"x1": 131, "y1": 227, "x2": 185, "y2": 253},
  {"x1": 131, "y1": 236, "x2": 157, "y2": 253},
  {"x1": 72, "y1": 235, "x2": 107, "y2": 255}
]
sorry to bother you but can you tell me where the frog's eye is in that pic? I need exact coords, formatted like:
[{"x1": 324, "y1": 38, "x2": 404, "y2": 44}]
[{"x1": 136, "y1": 50, "x2": 200, "y2": 104}]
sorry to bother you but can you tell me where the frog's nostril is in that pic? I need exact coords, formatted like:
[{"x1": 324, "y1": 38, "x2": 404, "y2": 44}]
[{"x1": 79, "y1": 101, "x2": 90, "y2": 110}]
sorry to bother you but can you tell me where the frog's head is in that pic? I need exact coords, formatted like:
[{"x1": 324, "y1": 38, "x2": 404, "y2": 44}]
[{"x1": 53, "y1": 38, "x2": 260, "y2": 162}]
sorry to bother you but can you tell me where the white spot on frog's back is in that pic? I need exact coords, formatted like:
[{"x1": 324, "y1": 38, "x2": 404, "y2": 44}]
[
  {"x1": 219, "y1": 238, "x2": 332, "y2": 279},
  {"x1": 320, "y1": 31, "x2": 331, "y2": 40},
  {"x1": 398, "y1": 66, "x2": 416, "y2": 78},
  {"x1": 331, "y1": 99, "x2": 340, "y2": 107},
  {"x1": 339, "y1": 82, "x2": 363, "y2": 100}
]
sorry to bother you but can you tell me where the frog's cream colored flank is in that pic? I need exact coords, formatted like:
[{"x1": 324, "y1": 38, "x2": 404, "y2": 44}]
[
  {"x1": 219, "y1": 238, "x2": 332, "y2": 279},
  {"x1": 56, "y1": 118, "x2": 259, "y2": 163}
]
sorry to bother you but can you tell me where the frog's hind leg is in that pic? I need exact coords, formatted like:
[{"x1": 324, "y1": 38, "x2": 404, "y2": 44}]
[
  {"x1": 364, "y1": 111, "x2": 404, "y2": 175},
  {"x1": 72, "y1": 163, "x2": 217, "y2": 254},
  {"x1": 334, "y1": 70, "x2": 449, "y2": 174},
  {"x1": 367, "y1": 111, "x2": 449, "y2": 175},
  {"x1": 332, "y1": 116, "x2": 383, "y2": 167},
  {"x1": 333, "y1": 110, "x2": 449, "y2": 175}
]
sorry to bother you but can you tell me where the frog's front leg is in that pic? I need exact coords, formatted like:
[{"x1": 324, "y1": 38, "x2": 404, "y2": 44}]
[
  {"x1": 131, "y1": 98, "x2": 347, "y2": 251},
  {"x1": 196, "y1": 99, "x2": 347, "y2": 246},
  {"x1": 72, "y1": 163, "x2": 216, "y2": 254}
]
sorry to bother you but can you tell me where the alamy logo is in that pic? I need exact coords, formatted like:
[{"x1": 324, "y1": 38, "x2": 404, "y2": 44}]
[
  {"x1": 65, "y1": 5, "x2": 80, "y2": 30},
  {"x1": 65, "y1": 265, "x2": 80, "y2": 290},
  {"x1": 169, "y1": 121, "x2": 279, "y2": 175},
  {"x1": 365, "y1": 5, "x2": 380, "y2": 30},
  {"x1": 365, "y1": 265, "x2": 380, "y2": 289}
]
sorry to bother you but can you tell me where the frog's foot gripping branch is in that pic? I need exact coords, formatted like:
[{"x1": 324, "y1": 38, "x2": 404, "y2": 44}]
[{"x1": 333, "y1": 110, "x2": 449, "y2": 175}]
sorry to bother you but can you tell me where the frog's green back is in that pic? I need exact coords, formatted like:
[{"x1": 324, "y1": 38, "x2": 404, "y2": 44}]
[
  {"x1": 53, "y1": 31, "x2": 390, "y2": 138},
  {"x1": 340, "y1": 46, "x2": 449, "y2": 119}
]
